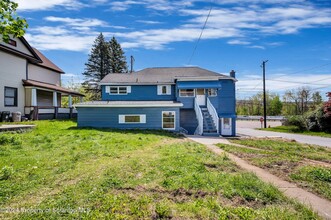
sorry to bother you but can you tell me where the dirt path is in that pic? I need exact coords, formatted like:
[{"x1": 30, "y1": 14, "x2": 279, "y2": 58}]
[{"x1": 187, "y1": 135, "x2": 331, "y2": 220}]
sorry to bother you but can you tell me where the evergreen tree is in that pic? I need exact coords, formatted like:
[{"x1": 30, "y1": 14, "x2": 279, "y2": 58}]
[
  {"x1": 109, "y1": 37, "x2": 128, "y2": 73},
  {"x1": 82, "y1": 33, "x2": 111, "y2": 100}
]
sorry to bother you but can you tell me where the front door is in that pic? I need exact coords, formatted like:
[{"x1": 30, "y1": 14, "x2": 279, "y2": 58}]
[
  {"x1": 221, "y1": 118, "x2": 232, "y2": 136},
  {"x1": 196, "y1": 89, "x2": 206, "y2": 106}
]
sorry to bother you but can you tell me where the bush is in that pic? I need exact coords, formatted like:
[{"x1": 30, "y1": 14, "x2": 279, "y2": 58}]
[
  {"x1": 283, "y1": 115, "x2": 306, "y2": 131},
  {"x1": 305, "y1": 109, "x2": 320, "y2": 132}
]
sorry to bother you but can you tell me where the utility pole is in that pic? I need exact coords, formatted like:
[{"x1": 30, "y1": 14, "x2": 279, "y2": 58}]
[{"x1": 262, "y1": 60, "x2": 268, "y2": 128}]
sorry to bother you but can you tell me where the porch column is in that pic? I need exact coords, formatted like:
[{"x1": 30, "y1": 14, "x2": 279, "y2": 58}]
[
  {"x1": 53, "y1": 91, "x2": 58, "y2": 119},
  {"x1": 31, "y1": 88, "x2": 37, "y2": 106},
  {"x1": 68, "y1": 95, "x2": 73, "y2": 119},
  {"x1": 31, "y1": 88, "x2": 38, "y2": 120}
]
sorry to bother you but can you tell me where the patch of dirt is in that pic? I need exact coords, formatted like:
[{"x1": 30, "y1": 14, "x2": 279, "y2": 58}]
[{"x1": 303, "y1": 158, "x2": 331, "y2": 168}]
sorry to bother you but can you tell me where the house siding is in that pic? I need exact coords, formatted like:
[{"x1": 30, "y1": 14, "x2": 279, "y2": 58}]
[
  {"x1": 102, "y1": 85, "x2": 176, "y2": 101},
  {"x1": 0, "y1": 50, "x2": 26, "y2": 113},
  {"x1": 28, "y1": 65, "x2": 61, "y2": 86},
  {"x1": 77, "y1": 107, "x2": 180, "y2": 131}
]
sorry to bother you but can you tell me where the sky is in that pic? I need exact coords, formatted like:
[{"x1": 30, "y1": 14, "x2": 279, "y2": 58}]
[{"x1": 14, "y1": 0, "x2": 331, "y2": 100}]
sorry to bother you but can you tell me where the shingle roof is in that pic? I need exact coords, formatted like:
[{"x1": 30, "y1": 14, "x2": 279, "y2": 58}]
[
  {"x1": 100, "y1": 67, "x2": 234, "y2": 84},
  {"x1": 32, "y1": 48, "x2": 64, "y2": 73},
  {"x1": 23, "y1": 80, "x2": 84, "y2": 96}
]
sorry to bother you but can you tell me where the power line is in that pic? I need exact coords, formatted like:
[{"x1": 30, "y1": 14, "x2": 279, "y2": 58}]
[{"x1": 187, "y1": 1, "x2": 213, "y2": 65}]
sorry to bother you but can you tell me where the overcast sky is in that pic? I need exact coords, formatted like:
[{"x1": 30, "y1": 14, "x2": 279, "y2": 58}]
[{"x1": 14, "y1": 0, "x2": 331, "y2": 99}]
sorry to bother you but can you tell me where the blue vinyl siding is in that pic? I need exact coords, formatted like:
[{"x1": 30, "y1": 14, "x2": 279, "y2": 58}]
[
  {"x1": 102, "y1": 85, "x2": 175, "y2": 101},
  {"x1": 217, "y1": 80, "x2": 235, "y2": 115},
  {"x1": 77, "y1": 107, "x2": 180, "y2": 131}
]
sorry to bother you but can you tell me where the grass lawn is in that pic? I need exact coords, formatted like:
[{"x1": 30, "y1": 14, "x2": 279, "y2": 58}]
[
  {"x1": 0, "y1": 121, "x2": 319, "y2": 219},
  {"x1": 218, "y1": 138, "x2": 331, "y2": 201},
  {"x1": 261, "y1": 126, "x2": 331, "y2": 138}
]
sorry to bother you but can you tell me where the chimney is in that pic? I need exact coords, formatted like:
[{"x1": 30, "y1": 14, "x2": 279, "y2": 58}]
[{"x1": 230, "y1": 70, "x2": 236, "y2": 78}]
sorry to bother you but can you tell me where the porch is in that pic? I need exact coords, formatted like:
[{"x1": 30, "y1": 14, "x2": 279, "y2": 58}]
[{"x1": 23, "y1": 80, "x2": 84, "y2": 120}]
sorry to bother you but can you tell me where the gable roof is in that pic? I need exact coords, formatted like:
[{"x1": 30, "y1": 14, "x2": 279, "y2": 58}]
[
  {"x1": 0, "y1": 36, "x2": 41, "y2": 63},
  {"x1": 32, "y1": 48, "x2": 64, "y2": 73},
  {"x1": 100, "y1": 67, "x2": 235, "y2": 85}
]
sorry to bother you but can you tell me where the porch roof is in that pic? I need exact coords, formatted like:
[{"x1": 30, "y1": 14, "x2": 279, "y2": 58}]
[
  {"x1": 177, "y1": 81, "x2": 222, "y2": 89},
  {"x1": 22, "y1": 80, "x2": 84, "y2": 97}
]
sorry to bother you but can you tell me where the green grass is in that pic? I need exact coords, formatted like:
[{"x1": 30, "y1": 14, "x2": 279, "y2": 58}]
[
  {"x1": 261, "y1": 126, "x2": 331, "y2": 138},
  {"x1": 218, "y1": 138, "x2": 331, "y2": 201},
  {"x1": 0, "y1": 121, "x2": 320, "y2": 219}
]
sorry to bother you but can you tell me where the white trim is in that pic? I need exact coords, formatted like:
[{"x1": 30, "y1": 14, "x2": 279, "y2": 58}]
[
  {"x1": 207, "y1": 88, "x2": 217, "y2": 97},
  {"x1": 179, "y1": 89, "x2": 195, "y2": 97},
  {"x1": 157, "y1": 85, "x2": 171, "y2": 95},
  {"x1": 162, "y1": 111, "x2": 176, "y2": 130},
  {"x1": 109, "y1": 86, "x2": 128, "y2": 95},
  {"x1": 75, "y1": 102, "x2": 183, "y2": 108},
  {"x1": 119, "y1": 114, "x2": 146, "y2": 124},
  {"x1": 177, "y1": 76, "x2": 237, "y2": 82}
]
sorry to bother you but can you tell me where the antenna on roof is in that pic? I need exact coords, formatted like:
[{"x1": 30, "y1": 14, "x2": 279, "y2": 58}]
[{"x1": 130, "y1": 55, "x2": 135, "y2": 73}]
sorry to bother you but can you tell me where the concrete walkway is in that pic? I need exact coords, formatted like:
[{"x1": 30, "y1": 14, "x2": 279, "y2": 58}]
[
  {"x1": 0, "y1": 124, "x2": 35, "y2": 132},
  {"x1": 237, "y1": 127, "x2": 331, "y2": 148},
  {"x1": 187, "y1": 135, "x2": 331, "y2": 220}
]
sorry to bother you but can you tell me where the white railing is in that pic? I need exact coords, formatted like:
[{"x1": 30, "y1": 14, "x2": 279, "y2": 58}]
[
  {"x1": 194, "y1": 97, "x2": 203, "y2": 135},
  {"x1": 207, "y1": 98, "x2": 219, "y2": 133}
]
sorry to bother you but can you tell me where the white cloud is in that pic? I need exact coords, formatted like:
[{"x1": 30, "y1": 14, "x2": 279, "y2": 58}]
[
  {"x1": 14, "y1": 0, "x2": 84, "y2": 10},
  {"x1": 228, "y1": 39, "x2": 251, "y2": 45},
  {"x1": 44, "y1": 16, "x2": 108, "y2": 27},
  {"x1": 136, "y1": 20, "x2": 164, "y2": 25}
]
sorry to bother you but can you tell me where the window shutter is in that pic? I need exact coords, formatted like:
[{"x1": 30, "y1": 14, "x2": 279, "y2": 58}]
[
  {"x1": 140, "y1": 115, "x2": 146, "y2": 123},
  {"x1": 119, "y1": 115, "x2": 125, "y2": 124},
  {"x1": 166, "y1": 85, "x2": 171, "y2": 95},
  {"x1": 157, "y1": 85, "x2": 162, "y2": 95},
  {"x1": 105, "y1": 86, "x2": 110, "y2": 93},
  {"x1": 127, "y1": 86, "x2": 131, "y2": 93}
]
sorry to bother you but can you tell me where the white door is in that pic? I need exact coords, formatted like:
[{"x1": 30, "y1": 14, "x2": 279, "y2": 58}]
[
  {"x1": 196, "y1": 89, "x2": 206, "y2": 106},
  {"x1": 221, "y1": 118, "x2": 232, "y2": 136}
]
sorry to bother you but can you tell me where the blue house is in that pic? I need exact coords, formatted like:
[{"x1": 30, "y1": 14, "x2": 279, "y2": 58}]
[{"x1": 75, "y1": 67, "x2": 237, "y2": 136}]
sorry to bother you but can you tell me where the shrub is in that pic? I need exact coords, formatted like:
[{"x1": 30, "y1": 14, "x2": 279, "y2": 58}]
[
  {"x1": 283, "y1": 115, "x2": 306, "y2": 131},
  {"x1": 305, "y1": 109, "x2": 320, "y2": 132}
]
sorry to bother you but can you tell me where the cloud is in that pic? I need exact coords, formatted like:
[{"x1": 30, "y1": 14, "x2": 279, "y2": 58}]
[
  {"x1": 44, "y1": 16, "x2": 108, "y2": 27},
  {"x1": 227, "y1": 39, "x2": 251, "y2": 45},
  {"x1": 14, "y1": 0, "x2": 84, "y2": 11},
  {"x1": 136, "y1": 20, "x2": 164, "y2": 25}
]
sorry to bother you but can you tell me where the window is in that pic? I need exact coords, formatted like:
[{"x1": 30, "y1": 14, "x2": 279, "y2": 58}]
[
  {"x1": 7, "y1": 39, "x2": 17, "y2": 47},
  {"x1": 208, "y1": 89, "x2": 217, "y2": 97},
  {"x1": 179, "y1": 89, "x2": 195, "y2": 97},
  {"x1": 107, "y1": 86, "x2": 130, "y2": 95},
  {"x1": 119, "y1": 115, "x2": 146, "y2": 124},
  {"x1": 223, "y1": 118, "x2": 230, "y2": 129},
  {"x1": 162, "y1": 111, "x2": 175, "y2": 130},
  {"x1": 4, "y1": 87, "x2": 18, "y2": 107},
  {"x1": 157, "y1": 85, "x2": 171, "y2": 95}
]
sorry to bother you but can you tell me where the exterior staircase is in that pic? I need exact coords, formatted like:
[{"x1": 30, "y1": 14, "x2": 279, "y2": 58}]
[{"x1": 200, "y1": 106, "x2": 219, "y2": 136}]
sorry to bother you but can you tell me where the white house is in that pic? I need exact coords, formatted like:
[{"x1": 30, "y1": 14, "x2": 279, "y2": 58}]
[{"x1": 0, "y1": 36, "x2": 83, "y2": 120}]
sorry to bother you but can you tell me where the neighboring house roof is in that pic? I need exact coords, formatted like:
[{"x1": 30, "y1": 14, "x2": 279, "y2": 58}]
[
  {"x1": 32, "y1": 48, "x2": 65, "y2": 73},
  {"x1": 0, "y1": 37, "x2": 42, "y2": 63},
  {"x1": 75, "y1": 101, "x2": 183, "y2": 108},
  {"x1": 23, "y1": 79, "x2": 84, "y2": 97},
  {"x1": 100, "y1": 67, "x2": 236, "y2": 85}
]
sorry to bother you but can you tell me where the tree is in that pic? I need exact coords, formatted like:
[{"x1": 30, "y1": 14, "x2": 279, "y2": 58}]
[
  {"x1": 0, "y1": 0, "x2": 28, "y2": 42},
  {"x1": 269, "y1": 95, "x2": 283, "y2": 115},
  {"x1": 82, "y1": 33, "x2": 112, "y2": 100},
  {"x1": 109, "y1": 36, "x2": 128, "y2": 73},
  {"x1": 311, "y1": 91, "x2": 323, "y2": 109}
]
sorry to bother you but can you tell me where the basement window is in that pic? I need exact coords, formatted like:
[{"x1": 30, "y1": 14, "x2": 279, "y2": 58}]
[
  {"x1": 162, "y1": 111, "x2": 175, "y2": 130},
  {"x1": 119, "y1": 115, "x2": 146, "y2": 124}
]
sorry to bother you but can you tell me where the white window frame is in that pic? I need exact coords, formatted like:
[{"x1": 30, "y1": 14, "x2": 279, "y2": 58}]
[
  {"x1": 179, "y1": 89, "x2": 195, "y2": 97},
  {"x1": 119, "y1": 114, "x2": 146, "y2": 124},
  {"x1": 162, "y1": 111, "x2": 176, "y2": 130},
  {"x1": 208, "y1": 89, "x2": 217, "y2": 97},
  {"x1": 157, "y1": 85, "x2": 171, "y2": 95},
  {"x1": 107, "y1": 86, "x2": 131, "y2": 95}
]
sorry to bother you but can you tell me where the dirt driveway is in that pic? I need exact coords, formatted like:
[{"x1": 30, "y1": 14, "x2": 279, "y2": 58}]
[{"x1": 236, "y1": 120, "x2": 282, "y2": 129}]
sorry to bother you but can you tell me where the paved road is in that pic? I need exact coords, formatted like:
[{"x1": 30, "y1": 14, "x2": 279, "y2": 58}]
[{"x1": 237, "y1": 127, "x2": 331, "y2": 148}]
